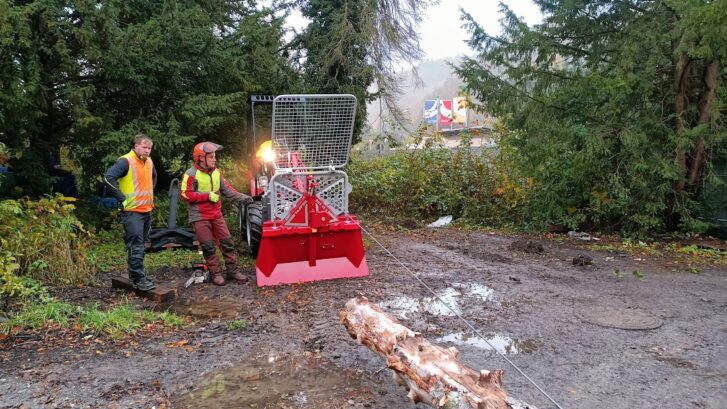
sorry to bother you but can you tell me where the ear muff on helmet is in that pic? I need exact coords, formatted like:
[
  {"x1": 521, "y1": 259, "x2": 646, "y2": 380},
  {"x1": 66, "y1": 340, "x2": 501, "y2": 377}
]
[{"x1": 192, "y1": 142, "x2": 223, "y2": 164}]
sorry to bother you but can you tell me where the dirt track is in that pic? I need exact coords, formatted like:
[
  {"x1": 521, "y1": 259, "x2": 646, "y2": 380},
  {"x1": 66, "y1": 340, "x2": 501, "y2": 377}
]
[{"x1": 2, "y1": 227, "x2": 726, "y2": 409}]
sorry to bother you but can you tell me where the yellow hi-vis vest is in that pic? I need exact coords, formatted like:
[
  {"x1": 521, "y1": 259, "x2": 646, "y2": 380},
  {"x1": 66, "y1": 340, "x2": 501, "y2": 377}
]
[
  {"x1": 191, "y1": 168, "x2": 221, "y2": 194},
  {"x1": 118, "y1": 150, "x2": 154, "y2": 213}
]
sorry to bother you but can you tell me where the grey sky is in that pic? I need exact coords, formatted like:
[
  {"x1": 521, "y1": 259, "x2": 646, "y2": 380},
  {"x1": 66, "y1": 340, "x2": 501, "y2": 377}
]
[{"x1": 419, "y1": 1, "x2": 543, "y2": 61}]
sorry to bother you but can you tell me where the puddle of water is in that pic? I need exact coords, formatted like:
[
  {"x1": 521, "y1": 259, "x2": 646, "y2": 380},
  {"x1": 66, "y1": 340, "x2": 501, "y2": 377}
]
[
  {"x1": 167, "y1": 296, "x2": 244, "y2": 319},
  {"x1": 436, "y1": 332, "x2": 537, "y2": 354},
  {"x1": 379, "y1": 292, "x2": 459, "y2": 319},
  {"x1": 452, "y1": 282, "x2": 496, "y2": 302},
  {"x1": 379, "y1": 283, "x2": 499, "y2": 319},
  {"x1": 173, "y1": 354, "x2": 362, "y2": 408}
]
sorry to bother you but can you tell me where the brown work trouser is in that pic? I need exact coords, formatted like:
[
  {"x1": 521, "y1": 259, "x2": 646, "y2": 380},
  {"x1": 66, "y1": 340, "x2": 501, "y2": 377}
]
[{"x1": 192, "y1": 218, "x2": 237, "y2": 275}]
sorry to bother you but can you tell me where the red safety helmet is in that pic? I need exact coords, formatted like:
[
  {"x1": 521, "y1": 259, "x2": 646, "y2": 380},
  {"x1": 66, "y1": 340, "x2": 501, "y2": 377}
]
[{"x1": 192, "y1": 142, "x2": 223, "y2": 164}]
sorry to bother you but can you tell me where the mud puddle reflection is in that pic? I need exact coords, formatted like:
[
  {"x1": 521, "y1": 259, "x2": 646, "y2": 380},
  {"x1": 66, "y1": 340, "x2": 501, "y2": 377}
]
[
  {"x1": 379, "y1": 283, "x2": 499, "y2": 319},
  {"x1": 437, "y1": 332, "x2": 537, "y2": 354},
  {"x1": 173, "y1": 353, "x2": 363, "y2": 408},
  {"x1": 166, "y1": 296, "x2": 244, "y2": 319}
]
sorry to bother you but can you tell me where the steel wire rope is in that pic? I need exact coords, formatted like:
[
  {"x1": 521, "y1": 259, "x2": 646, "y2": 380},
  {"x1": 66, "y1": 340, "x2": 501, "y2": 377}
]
[{"x1": 360, "y1": 225, "x2": 564, "y2": 409}]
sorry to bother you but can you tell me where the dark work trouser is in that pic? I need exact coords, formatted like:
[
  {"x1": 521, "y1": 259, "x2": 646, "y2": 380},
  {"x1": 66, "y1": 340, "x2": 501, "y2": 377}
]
[
  {"x1": 192, "y1": 217, "x2": 237, "y2": 275},
  {"x1": 121, "y1": 211, "x2": 152, "y2": 282}
]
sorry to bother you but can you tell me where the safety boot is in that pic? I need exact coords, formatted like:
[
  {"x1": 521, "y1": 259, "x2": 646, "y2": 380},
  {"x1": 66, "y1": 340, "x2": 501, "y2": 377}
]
[
  {"x1": 132, "y1": 276, "x2": 156, "y2": 291},
  {"x1": 211, "y1": 272, "x2": 226, "y2": 286},
  {"x1": 226, "y1": 267, "x2": 248, "y2": 284}
]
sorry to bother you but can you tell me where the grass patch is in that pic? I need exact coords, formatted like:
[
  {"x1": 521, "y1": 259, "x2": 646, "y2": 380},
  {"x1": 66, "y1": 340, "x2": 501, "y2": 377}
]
[
  {"x1": 140, "y1": 309, "x2": 187, "y2": 327},
  {"x1": 3, "y1": 300, "x2": 77, "y2": 331},
  {"x1": 88, "y1": 234, "x2": 201, "y2": 273},
  {"x1": 79, "y1": 303, "x2": 142, "y2": 338},
  {"x1": 669, "y1": 244, "x2": 727, "y2": 263},
  {"x1": 589, "y1": 240, "x2": 727, "y2": 266},
  {"x1": 589, "y1": 244, "x2": 618, "y2": 252},
  {"x1": 2, "y1": 299, "x2": 187, "y2": 339},
  {"x1": 225, "y1": 319, "x2": 248, "y2": 331},
  {"x1": 145, "y1": 249, "x2": 200, "y2": 272}
]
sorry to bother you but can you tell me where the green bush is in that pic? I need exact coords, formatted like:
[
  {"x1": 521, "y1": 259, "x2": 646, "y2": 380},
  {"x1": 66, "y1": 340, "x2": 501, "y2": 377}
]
[
  {"x1": 0, "y1": 196, "x2": 94, "y2": 286},
  {"x1": 0, "y1": 251, "x2": 49, "y2": 304},
  {"x1": 347, "y1": 130, "x2": 530, "y2": 228}
]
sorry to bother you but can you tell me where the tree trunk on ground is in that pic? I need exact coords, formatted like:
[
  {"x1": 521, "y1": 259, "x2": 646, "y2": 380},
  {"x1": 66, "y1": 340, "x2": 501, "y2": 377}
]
[{"x1": 340, "y1": 296, "x2": 537, "y2": 409}]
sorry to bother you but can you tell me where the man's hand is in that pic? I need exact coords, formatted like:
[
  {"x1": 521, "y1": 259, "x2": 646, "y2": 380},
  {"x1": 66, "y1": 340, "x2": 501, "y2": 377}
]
[{"x1": 208, "y1": 192, "x2": 220, "y2": 203}]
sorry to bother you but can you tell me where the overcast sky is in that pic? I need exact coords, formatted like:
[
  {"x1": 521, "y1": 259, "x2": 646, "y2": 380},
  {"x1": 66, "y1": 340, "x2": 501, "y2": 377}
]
[
  {"x1": 419, "y1": 1, "x2": 543, "y2": 61},
  {"x1": 285, "y1": 1, "x2": 543, "y2": 62}
]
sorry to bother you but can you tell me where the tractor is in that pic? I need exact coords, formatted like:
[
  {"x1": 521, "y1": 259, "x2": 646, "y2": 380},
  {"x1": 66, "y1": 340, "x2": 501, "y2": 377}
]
[{"x1": 240, "y1": 94, "x2": 369, "y2": 286}]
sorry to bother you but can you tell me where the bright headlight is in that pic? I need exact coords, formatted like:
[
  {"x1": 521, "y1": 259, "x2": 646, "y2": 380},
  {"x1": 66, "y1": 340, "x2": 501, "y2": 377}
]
[{"x1": 262, "y1": 148, "x2": 276, "y2": 163}]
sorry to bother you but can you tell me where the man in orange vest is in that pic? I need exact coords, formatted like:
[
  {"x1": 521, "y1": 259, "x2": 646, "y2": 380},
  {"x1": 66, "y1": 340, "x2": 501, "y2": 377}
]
[
  {"x1": 180, "y1": 142, "x2": 253, "y2": 286},
  {"x1": 104, "y1": 134, "x2": 157, "y2": 291}
]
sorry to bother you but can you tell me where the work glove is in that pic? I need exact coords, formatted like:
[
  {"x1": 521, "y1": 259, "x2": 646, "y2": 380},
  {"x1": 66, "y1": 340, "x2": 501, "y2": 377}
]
[
  {"x1": 208, "y1": 192, "x2": 220, "y2": 203},
  {"x1": 241, "y1": 195, "x2": 253, "y2": 205}
]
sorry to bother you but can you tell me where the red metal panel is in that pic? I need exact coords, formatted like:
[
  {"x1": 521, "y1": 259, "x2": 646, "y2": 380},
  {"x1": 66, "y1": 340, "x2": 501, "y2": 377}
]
[{"x1": 255, "y1": 216, "x2": 369, "y2": 286}]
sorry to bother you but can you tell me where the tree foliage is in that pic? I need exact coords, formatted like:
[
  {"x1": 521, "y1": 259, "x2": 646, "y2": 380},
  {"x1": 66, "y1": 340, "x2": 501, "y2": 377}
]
[
  {"x1": 1, "y1": 0, "x2": 297, "y2": 194},
  {"x1": 294, "y1": 0, "x2": 435, "y2": 142},
  {"x1": 1, "y1": 0, "x2": 434, "y2": 193},
  {"x1": 456, "y1": 0, "x2": 726, "y2": 234}
]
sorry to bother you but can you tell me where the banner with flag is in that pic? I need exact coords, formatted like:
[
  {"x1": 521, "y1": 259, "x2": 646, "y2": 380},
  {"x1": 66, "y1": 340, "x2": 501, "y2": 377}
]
[
  {"x1": 439, "y1": 99, "x2": 453, "y2": 126},
  {"x1": 452, "y1": 97, "x2": 468, "y2": 124},
  {"x1": 424, "y1": 100, "x2": 438, "y2": 124}
]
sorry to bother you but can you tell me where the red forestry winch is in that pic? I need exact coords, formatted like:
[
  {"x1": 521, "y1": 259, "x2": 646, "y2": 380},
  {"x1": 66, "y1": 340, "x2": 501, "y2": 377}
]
[{"x1": 240, "y1": 94, "x2": 369, "y2": 286}]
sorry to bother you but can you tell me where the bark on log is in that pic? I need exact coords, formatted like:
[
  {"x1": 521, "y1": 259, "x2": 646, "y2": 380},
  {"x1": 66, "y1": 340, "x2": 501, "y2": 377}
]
[{"x1": 340, "y1": 296, "x2": 537, "y2": 409}]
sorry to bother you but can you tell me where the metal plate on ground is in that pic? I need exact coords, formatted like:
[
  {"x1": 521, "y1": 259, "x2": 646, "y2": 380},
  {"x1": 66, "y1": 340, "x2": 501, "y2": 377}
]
[{"x1": 577, "y1": 307, "x2": 663, "y2": 330}]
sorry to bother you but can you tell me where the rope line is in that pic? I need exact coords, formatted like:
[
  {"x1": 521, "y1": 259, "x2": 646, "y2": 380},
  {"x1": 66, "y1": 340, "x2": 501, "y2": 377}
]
[{"x1": 361, "y1": 225, "x2": 564, "y2": 409}]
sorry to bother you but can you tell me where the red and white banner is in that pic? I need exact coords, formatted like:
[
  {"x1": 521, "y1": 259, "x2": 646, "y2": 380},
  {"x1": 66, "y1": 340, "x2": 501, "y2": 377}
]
[{"x1": 439, "y1": 99, "x2": 453, "y2": 126}]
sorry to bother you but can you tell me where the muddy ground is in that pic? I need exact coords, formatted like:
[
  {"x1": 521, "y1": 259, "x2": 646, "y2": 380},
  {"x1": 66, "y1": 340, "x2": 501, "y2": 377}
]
[{"x1": 2, "y1": 227, "x2": 726, "y2": 409}]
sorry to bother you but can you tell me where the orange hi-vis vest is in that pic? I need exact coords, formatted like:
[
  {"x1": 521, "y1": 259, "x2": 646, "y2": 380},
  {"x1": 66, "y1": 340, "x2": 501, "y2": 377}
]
[{"x1": 118, "y1": 150, "x2": 154, "y2": 213}]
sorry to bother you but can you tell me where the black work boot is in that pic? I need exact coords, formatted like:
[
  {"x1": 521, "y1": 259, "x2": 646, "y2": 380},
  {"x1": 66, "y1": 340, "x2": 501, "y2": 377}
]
[
  {"x1": 133, "y1": 276, "x2": 156, "y2": 291},
  {"x1": 226, "y1": 267, "x2": 248, "y2": 284}
]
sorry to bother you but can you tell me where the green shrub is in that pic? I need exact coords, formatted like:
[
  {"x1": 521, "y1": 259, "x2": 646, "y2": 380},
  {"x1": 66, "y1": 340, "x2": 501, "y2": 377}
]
[
  {"x1": 0, "y1": 196, "x2": 93, "y2": 286},
  {"x1": 347, "y1": 131, "x2": 530, "y2": 228},
  {"x1": 0, "y1": 251, "x2": 50, "y2": 305}
]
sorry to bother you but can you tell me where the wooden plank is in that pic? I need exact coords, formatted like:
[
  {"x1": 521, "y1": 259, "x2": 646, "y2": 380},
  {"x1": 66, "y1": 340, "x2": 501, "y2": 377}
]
[{"x1": 111, "y1": 276, "x2": 177, "y2": 303}]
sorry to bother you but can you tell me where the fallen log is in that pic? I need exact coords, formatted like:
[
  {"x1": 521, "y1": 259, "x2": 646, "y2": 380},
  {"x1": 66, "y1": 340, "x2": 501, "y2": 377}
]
[{"x1": 340, "y1": 296, "x2": 536, "y2": 409}]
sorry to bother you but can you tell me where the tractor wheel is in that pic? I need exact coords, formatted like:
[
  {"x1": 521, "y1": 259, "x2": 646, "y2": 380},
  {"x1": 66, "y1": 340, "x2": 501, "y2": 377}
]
[{"x1": 245, "y1": 201, "x2": 264, "y2": 258}]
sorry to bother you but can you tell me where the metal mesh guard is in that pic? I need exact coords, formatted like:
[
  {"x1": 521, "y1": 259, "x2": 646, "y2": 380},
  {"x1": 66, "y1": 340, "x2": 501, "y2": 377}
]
[
  {"x1": 271, "y1": 171, "x2": 349, "y2": 221},
  {"x1": 272, "y1": 94, "x2": 357, "y2": 170}
]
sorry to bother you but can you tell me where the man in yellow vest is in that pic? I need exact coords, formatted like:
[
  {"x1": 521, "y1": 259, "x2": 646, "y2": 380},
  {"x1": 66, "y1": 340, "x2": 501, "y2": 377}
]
[
  {"x1": 104, "y1": 134, "x2": 157, "y2": 291},
  {"x1": 180, "y1": 142, "x2": 253, "y2": 286}
]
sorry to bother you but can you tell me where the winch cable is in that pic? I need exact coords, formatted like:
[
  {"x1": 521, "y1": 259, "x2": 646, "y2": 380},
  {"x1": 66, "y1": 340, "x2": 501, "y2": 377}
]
[{"x1": 361, "y1": 225, "x2": 564, "y2": 409}]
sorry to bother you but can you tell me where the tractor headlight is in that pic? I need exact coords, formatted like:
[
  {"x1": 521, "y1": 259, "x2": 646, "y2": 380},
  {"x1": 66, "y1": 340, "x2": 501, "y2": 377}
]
[{"x1": 261, "y1": 146, "x2": 276, "y2": 163}]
